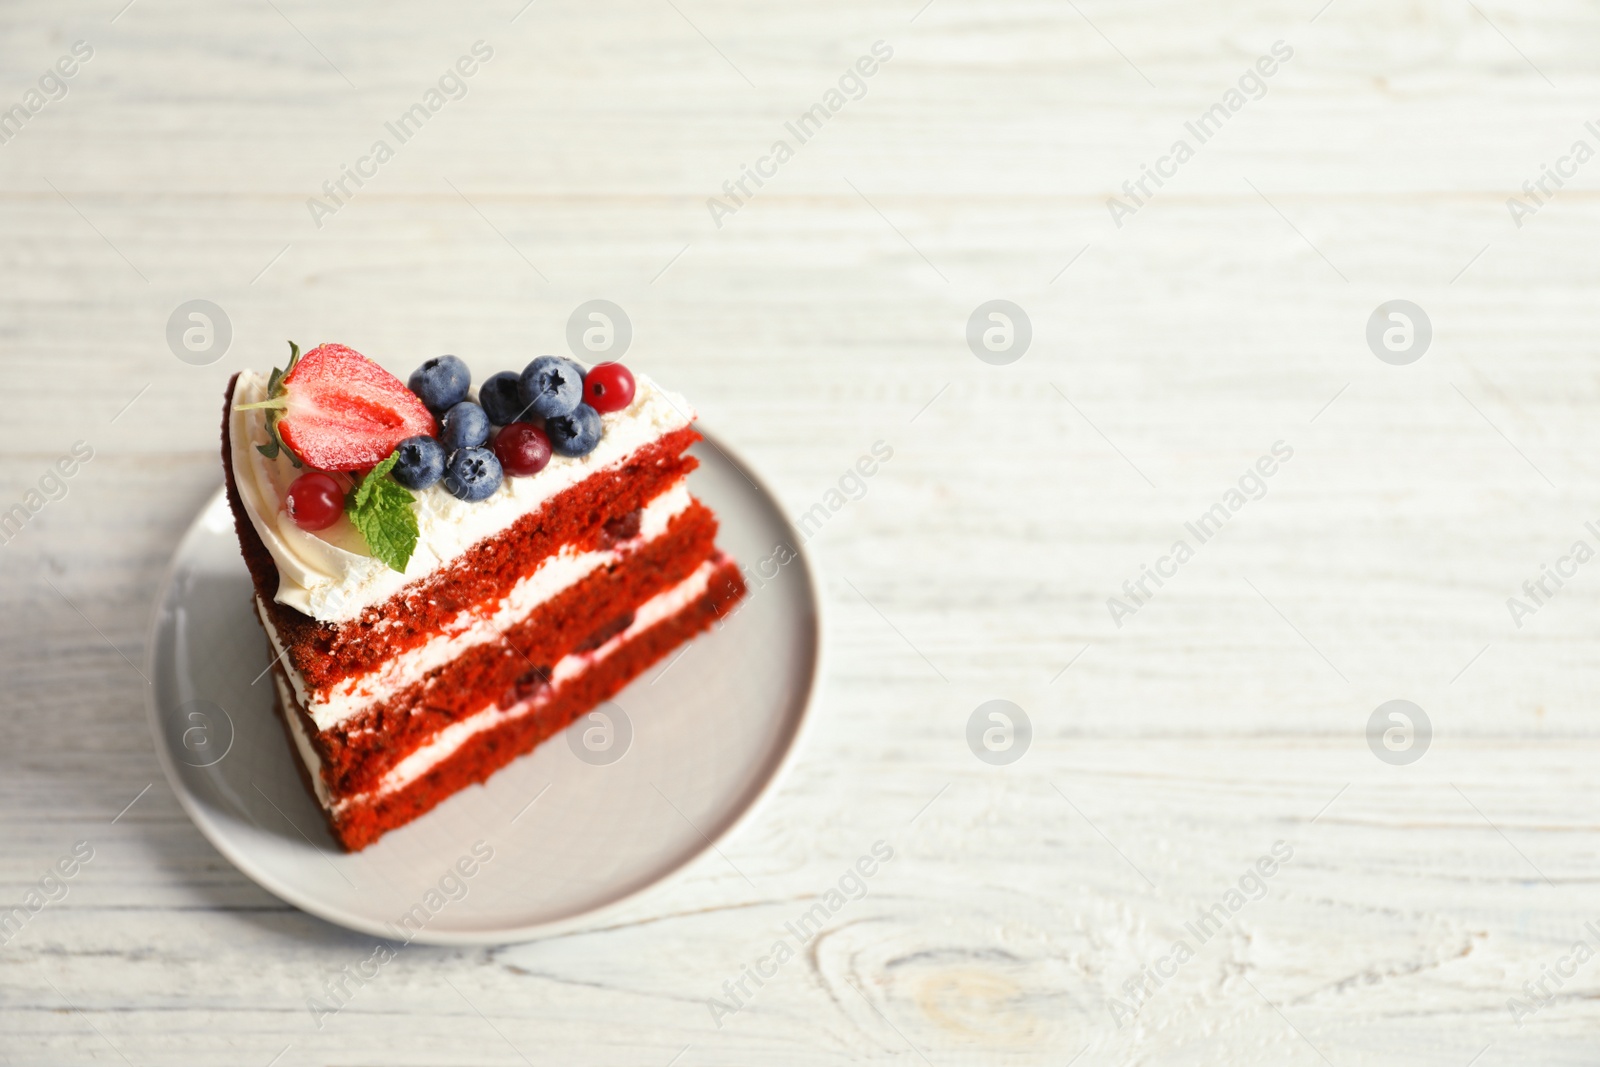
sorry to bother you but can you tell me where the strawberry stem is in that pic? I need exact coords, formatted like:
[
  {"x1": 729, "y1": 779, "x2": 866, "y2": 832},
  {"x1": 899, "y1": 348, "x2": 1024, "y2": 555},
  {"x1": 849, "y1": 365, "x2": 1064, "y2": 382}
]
[{"x1": 234, "y1": 396, "x2": 290, "y2": 412}]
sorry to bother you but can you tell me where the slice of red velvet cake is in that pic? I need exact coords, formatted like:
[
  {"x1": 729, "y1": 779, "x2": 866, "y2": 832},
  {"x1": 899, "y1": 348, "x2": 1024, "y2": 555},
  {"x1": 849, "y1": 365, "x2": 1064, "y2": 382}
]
[{"x1": 222, "y1": 343, "x2": 744, "y2": 850}]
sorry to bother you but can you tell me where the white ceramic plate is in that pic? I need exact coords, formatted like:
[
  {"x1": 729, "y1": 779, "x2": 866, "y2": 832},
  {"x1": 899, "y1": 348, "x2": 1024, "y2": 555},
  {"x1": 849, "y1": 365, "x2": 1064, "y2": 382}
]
[{"x1": 145, "y1": 432, "x2": 819, "y2": 944}]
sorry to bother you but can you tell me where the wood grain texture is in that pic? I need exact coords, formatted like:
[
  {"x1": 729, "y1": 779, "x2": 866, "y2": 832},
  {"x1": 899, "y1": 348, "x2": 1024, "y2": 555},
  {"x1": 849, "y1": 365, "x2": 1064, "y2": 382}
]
[{"x1": 4, "y1": 0, "x2": 1600, "y2": 1062}]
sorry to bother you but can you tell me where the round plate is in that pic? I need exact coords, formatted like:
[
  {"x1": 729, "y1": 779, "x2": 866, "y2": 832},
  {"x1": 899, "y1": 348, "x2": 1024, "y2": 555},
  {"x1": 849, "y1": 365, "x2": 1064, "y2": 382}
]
[{"x1": 145, "y1": 432, "x2": 820, "y2": 944}]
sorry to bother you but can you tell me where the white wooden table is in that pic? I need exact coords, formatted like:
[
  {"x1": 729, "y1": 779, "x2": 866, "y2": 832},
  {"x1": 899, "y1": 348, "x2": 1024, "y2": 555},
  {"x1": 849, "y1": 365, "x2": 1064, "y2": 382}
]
[{"x1": 5, "y1": 0, "x2": 1600, "y2": 1062}]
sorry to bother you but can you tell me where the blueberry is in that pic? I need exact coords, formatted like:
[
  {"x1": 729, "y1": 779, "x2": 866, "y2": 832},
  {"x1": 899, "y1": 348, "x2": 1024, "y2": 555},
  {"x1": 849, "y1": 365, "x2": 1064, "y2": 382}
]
[
  {"x1": 440, "y1": 401, "x2": 491, "y2": 452},
  {"x1": 479, "y1": 371, "x2": 528, "y2": 425},
  {"x1": 408, "y1": 355, "x2": 471, "y2": 415},
  {"x1": 519, "y1": 356, "x2": 584, "y2": 419},
  {"x1": 391, "y1": 435, "x2": 446, "y2": 490},
  {"x1": 443, "y1": 447, "x2": 503, "y2": 502},
  {"x1": 545, "y1": 403, "x2": 603, "y2": 457}
]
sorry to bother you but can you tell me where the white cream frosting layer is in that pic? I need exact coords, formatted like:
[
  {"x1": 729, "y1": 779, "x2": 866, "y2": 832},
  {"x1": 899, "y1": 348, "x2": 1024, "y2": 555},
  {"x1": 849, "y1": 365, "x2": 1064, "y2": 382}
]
[
  {"x1": 230, "y1": 367, "x2": 693, "y2": 623},
  {"x1": 257, "y1": 480, "x2": 692, "y2": 732},
  {"x1": 280, "y1": 559, "x2": 722, "y2": 815},
  {"x1": 274, "y1": 671, "x2": 333, "y2": 811}
]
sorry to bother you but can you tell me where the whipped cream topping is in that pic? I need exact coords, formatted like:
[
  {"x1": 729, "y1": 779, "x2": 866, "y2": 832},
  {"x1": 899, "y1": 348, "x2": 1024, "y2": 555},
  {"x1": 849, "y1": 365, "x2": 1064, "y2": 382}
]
[{"x1": 229, "y1": 367, "x2": 694, "y2": 623}]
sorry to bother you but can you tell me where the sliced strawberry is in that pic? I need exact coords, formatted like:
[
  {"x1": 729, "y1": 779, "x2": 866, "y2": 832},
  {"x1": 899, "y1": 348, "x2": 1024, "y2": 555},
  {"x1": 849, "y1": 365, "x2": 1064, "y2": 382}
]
[{"x1": 274, "y1": 344, "x2": 437, "y2": 471}]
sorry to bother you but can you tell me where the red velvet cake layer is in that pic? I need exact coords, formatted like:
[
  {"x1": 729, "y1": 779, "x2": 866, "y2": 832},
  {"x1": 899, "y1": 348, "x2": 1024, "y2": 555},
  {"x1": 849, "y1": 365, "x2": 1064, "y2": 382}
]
[
  {"x1": 273, "y1": 559, "x2": 747, "y2": 851},
  {"x1": 299, "y1": 503, "x2": 722, "y2": 796}
]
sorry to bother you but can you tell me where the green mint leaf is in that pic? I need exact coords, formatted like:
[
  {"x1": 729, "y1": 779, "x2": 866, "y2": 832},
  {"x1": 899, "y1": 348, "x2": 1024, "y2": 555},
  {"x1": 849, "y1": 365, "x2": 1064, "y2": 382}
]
[
  {"x1": 348, "y1": 498, "x2": 418, "y2": 574},
  {"x1": 352, "y1": 451, "x2": 400, "y2": 511},
  {"x1": 345, "y1": 452, "x2": 417, "y2": 573}
]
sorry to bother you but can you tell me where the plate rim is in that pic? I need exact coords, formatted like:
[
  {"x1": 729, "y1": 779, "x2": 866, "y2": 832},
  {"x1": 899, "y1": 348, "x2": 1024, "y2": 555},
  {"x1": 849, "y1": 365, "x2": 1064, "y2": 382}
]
[{"x1": 143, "y1": 426, "x2": 823, "y2": 944}]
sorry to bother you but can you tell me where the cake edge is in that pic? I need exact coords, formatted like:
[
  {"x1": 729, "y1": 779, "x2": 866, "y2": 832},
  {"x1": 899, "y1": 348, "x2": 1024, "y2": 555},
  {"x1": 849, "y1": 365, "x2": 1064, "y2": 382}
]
[{"x1": 268, "y1": 556, "x2": 748, "y2": 851}]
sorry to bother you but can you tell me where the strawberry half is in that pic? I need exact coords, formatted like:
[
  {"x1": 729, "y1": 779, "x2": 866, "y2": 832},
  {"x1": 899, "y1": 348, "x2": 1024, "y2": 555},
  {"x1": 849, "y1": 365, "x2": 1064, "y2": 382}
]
[{"x1": 243, "y1": 343, "x2": 437, "y2": 471}]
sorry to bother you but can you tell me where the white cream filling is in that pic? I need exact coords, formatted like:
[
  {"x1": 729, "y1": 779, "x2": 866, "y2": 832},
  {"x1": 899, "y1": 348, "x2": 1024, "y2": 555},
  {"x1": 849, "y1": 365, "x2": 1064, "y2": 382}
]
[
  {"x1": 258, "y1": 480, "x2": 693, "y2": 732},
  {"x1": 281, "y1": 559, "x2": 722, "y2": 815},
  {"x1": 230, "y1": 366, "x2": 693, "y2": 623},
  {"x1": 274, "y1": 671, "x2": 333, "y2": 811}
]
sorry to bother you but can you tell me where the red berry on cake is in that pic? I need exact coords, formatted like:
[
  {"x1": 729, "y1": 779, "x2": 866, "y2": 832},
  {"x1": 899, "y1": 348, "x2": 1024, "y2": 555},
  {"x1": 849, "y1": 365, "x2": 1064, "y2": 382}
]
[
  {"x1": 494, "y1": 422, "x2": 553, "y2": 476},
  {"x1": 245, "y1": 343, "x2": 437, "y2": 471},
  {"x1": 583, "y1": 362, "x2": 635, "y2": 414},
  {"x1": 285, "y1": 471, "x2": 345, "y2": 530}
]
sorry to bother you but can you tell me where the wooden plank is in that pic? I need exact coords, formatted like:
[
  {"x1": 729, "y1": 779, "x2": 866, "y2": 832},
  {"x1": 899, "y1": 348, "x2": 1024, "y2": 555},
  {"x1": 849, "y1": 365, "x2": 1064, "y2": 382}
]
[{"x1": 4, "y1": 0, "x2": 1600, "y2": 1061}]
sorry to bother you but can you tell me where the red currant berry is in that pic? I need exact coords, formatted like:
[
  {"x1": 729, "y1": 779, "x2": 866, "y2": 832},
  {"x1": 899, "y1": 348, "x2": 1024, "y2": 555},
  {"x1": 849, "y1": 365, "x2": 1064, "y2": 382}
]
[
  {"x1": 285, "y1": 471, "x2": 344, "y2": 531},
  {"x1": 494, "y1": 422, "x2": 553, "y2": 476},
  {"x1": 583, "y1": 362, "x2": 635, "y2": 414}
]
